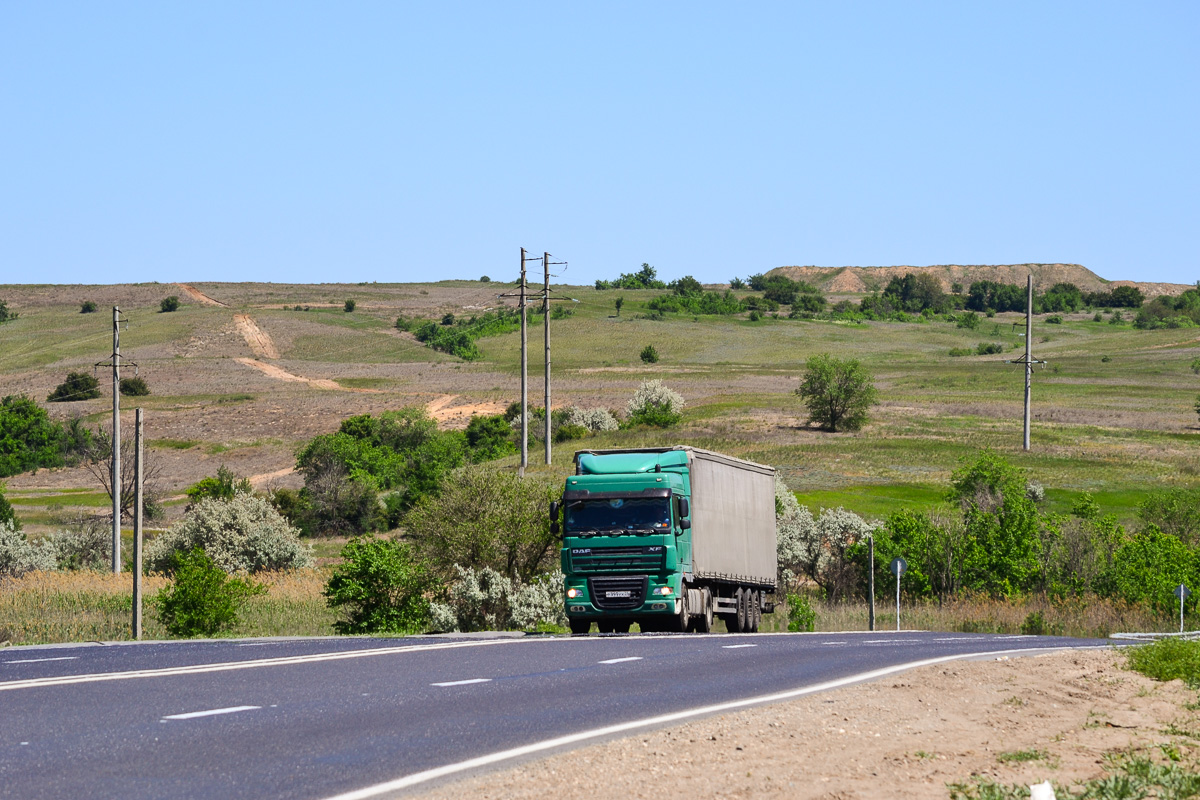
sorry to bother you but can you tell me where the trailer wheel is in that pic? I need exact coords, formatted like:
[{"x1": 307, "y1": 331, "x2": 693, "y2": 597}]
[
  {"x1": 696, "y1": 588, "x2": 714, "y2": 633},
  {"x1": 734, "y1": 588, "x2": 748, "y2": 633},
  {"x1": 748, "y1": 591, "x2": 761, "y2": 633},
  {"x1": 569, "y1": 619, "x2": 591, "y2": 635}
]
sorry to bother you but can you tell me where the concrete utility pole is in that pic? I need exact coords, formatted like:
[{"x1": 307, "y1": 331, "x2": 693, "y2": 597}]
[
  {"x1": 519, "y1": 248, "x2": 528, "y2": 476},
  {"x1": 132, "y1": 408, "x2": 144, "y2": 639},
  {"x1": 543, "y1": 252, "x2": 552, "y2": 465},
  {"x1": 1023, "y1": 275, "x2": 1033, "y2": 451},
  {"x1": 111, "y1": 307, "x2": 122, "y2": 573}
]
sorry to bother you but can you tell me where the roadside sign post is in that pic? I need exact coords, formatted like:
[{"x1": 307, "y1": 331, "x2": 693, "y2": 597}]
[
  {"x1": 868, "y1": 535, "x2": 875, "y2": 632},
  {"x1": 890, "y1": 557, "x2": 907, "y2": 632},
  {"x1": 1175, "y1": 584, "x2": 1191, "y2": 635}
]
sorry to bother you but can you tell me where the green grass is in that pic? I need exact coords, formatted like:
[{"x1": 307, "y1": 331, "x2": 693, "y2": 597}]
[
  {"x1": 792, "y1": 484, "x2": 945, "y2": 518},
  {"x1": 9, "y1": 491, "x2": 111, "y2": 508},
  {"x1": 996, "y1": 748, "x2": 1051, "y2": 764},
  {"x1": 149, "y1": 438, "x2": 201, "y2": 450},
  {"x1": 1125, "y1": 637, "x2": 1200, "y2": 687}
]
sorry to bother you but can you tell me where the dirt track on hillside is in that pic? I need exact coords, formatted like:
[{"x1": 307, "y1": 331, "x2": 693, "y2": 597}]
[
  {"x1": 233, "y1": 357, "x2": 383, "y2": 393},
  {"x1": 233, "y1": 314, "x2": 281, "y2": 358},
  {"x1": 412, "y1": 648, "x2": 1197, "y2": 800},
  {"x1": 176, "y1": 283, "x2": 227, "y2": 307}
]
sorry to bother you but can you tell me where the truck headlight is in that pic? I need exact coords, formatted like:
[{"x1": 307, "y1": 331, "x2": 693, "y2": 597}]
[
  {"x1": 566, "y1": 587, "x2": 581, "y2": 599},
  {"x1": 656, "y1": 586, "x2": 673, "y2": 596}
]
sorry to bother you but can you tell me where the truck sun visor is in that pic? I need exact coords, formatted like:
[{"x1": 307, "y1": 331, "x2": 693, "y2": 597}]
[{"x1": 563, "y1": 487, "x2": 671, "y2": 501}]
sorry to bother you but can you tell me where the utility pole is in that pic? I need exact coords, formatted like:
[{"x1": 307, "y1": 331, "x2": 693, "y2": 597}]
[
  {"x1": 1006, "y1": 275, "x2": 1044, "y2": 451},
  {"x1": 110, "y1": 307, "x2": 122, "y2": 573},
  {"x1": 543, "y1": 252, "x2": 551, "y2": 465},
  {"x1": 1023, "y1": 275, "x2": 1032, "y2": 451},
  {"x1": 132, "y1": 408, "x2": 144, "y2": 639},
  {"x1": 519, "y1": 248, "x2": 528, "y2": 476}
]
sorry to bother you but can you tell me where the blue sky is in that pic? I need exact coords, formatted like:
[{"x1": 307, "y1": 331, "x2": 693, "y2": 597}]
[{"x1": 2, "y1": 2, "x2": 1196, "y2": 286}]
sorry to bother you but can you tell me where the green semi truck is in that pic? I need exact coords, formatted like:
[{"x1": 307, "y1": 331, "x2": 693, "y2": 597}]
[{"x1": 552, "y1": 447, "x2": 777, "y2": 634}]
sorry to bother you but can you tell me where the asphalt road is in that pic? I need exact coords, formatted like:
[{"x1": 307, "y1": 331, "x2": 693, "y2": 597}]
[{"x1": 0, "y1": 631, "x2": 1110, "y2": 800}]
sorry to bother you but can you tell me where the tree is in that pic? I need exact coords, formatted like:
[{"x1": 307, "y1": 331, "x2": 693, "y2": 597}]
[
  {"x1": 324, "y1": 536, "x2": 432, "y2": 634},
  {"x1": 669, "y1": 275, "x2": 704, "y2": 296},
  {"x1": 640, "y1": 344, "x2": 659, "y2": 363},
  {"x1": 160, "y1": 296, "x2": 180, "y2": 313},
  {"x1": 795, "y1": 354, "x2": 878, "y2": 432},
  {"x1": 0, "y1": 395, "x2": 90, "y2": 477},
  {"x1": 79, "y1": 424, "x2": 164, "y2": 523},
  {"x1": 80, "y1": 301, "x2": 97, "y2": 314},
  {"x1": 614, "y1": 296, "x2": 624, "y2": 317},
  {"x1": 185, "y1": 465, "x2": 252, "y2": 509},
  {"x1": 47, "y1": 372, "x2": 100, "y2": 402},
  {"x1": 344, "y1": 299, "x2": 356, "y2": 313},
  {"x1": 153, "y1": 548, "x2": 266, "y2": 637},
  {"x1": 0, "y1": 300, "x2": 17, "y2": 324},
  {"x1": 404, "y1": 465, "x2": 559, "y2": 583},
  {"x1": 118, "y1": 376, "x2": 150, "y2": 396}
]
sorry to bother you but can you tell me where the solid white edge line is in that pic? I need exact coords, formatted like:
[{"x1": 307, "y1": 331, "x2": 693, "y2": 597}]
[
  {"x1": 0, "y1": 640, "x2": 519, "y2": 692},
  {"x1": 316, "y1": 645, "x2": 1107, "y2": 800},
  {"x1": 162, "y1": 705, "x2": 261, "y2": 720},
  {"x1": 3, "y1": 657, "x2": 79, "y2": 664},
  {"x1": 597, "y1": 657, "x2": 642, "y2": 664},
  {"x1": 431, "y1": 678, "x2": 491, "y2": 687}
]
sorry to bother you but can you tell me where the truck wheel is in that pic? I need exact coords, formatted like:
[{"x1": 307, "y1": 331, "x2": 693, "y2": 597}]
[
  {"x1": 734, "y1": 588, "x2": 748, "y2": 633},
  {"x1": 748, "y1": 591, "x2": 761, "y2": 633},
  {"x1": 696, "y1": 588, "x2": 714, "y2": 633},
  {"x1": 672, "y1": 598, "x2": 690, "y2": 633},
  {"x1": 569, "y1": 619, "x2": 591, "y2": 635}
]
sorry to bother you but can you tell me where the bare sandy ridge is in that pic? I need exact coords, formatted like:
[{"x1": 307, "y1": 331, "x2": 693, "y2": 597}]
[{"x1": 411, "y1": 648, "x2": 1197, "y2": 800}]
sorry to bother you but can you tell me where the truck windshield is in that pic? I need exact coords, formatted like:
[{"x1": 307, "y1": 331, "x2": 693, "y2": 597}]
[{"x1": 565, "y1": 497, "x2": 671, "y2": 533}]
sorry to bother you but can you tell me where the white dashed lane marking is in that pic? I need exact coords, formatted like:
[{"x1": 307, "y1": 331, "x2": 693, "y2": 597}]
[
  {"x1": 4, "y1": 657, "x2": 79, "y2": 665},
  {"x1": 721, "y1": 645, "x2": 757, "y2": 649},
  {"x1": 431, "y1": 678, "x2": 492, "y2": 687},
  {"x1": 162, "y1": 705, "x2": 261, "y2": 720},
  {"x1": 598, "y1": 657, "x2": 643, "y2": 665}
]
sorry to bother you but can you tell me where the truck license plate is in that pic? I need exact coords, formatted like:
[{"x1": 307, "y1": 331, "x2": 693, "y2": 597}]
[{"x1": 606, "y1": 590, "x2": 632, "y2": 598}]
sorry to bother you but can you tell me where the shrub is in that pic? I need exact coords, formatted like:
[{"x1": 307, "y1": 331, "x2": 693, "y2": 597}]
[
  {"x1": 614, "y1": 297, "x2": 624, "y2": 316},
  {"x1": 80, "y1": 301, "x2": 97, "y2": 314},
  {"x1": 1098, "y1": 526, "x2": 1197, "y2": 614},
  {"x1": 441, "y1": 312, "x2": 455, "y2": 326},
  {"x1": 47, "y1": 372, "x2": 101, "y2": 402},
  {"x1": 795, "y1": 353, "x2": 877, "y2": 432},
  {"x1": 118, "y1": 376, "x2": 150, "y2": 396},
  {"x1": 0, "y1": 395, "x2": 90, "y2": 477},
  {"x1": 787, "y1": 594, "x2": 816, "y2": 632},
  {"x1": 0, "y1": 519, "x2": 56, "y2": 576},
  {"x1": 1192, "y1": 357, "x2": 1200, "y2": 375},
  {"x1": 564, "y1": 406, "x2": 619, "y2": 433},
  {"x1": 550, "y1": 304, "x2": 574, "y2": 320},
  {"x1": 1094, "y1": 312, "x2": 1104, "y2": 322},
  {"x1": 975, "y1": 342, "x2": 1003, "y2": 355},
  {"x1": 640, "y1": 344, "x2": 659, "y2": 363},
  {"x1": 956, "y1": 312, "x2": 981, "y2": 330},
  {"x1": 0, "y1": 485, "x2": 16, "y2": 530},
  {"x1": 160, "y1": 296, "x2": 180, "y2": 313},
  {"x1": 464, "y1": 414, "x2": 516, "y2": 462},
  {"x1": 343, "y1": 299, "x2": 356, "y2": 313},
  {"x1": 1101, "y1": 355, "x2": 1111, "y2": 362},
  {"x1": 46, "y1": 518, "x2": 112, "y2": 571},
  {"x1": 323, "y1": 535, "x2": 431, "y2": 634},
  {"x1": 1025, "y1": 481, "x2": 1045, "y2": 502},
  {"x1": 185, "y1": 465, "x2": 252, "y2": 509},
  {"x1": 479, "y1": 275, "x2": 490, "y2": 282},
  {"x1": 748, "y1": 310, "x2": 763, "y2": 322},
  {"x1": 1110, "y1": 311, "x2": 1123, "y2": 324},
  {"x1": 429, "y1": 566, "x2": 567, "y2": 632},
  {"x1": 729, "y1": 277, "x2": 745, "y2": 289},
  {"x1": 404, "y1": 465, "x2": 558, "y2": 583},
  {"x1": 1138, "y1": 487, "x2": 1200, "y2": 546},
  {"x1": 947, "y1": 347, "x2": 972, "y2": 357},
  {"x1": 626, "y1": 379, "x2": 685, "y2": 428},
  {"x1": 1045, "y1": 315, "x2": 1063, "y2": 325},
  {"x1": 1125, "y1": 637, "x2": 1200, "y2": 686},
  {"x1": 394, "y1": 316, "x2": 414, "y2": 332},
  {"x1": 153, "y1": 548, "x2": 266, "y2": 637},
  {"x1": 145, "y1": 493, "x2": 313, "y2": 574},
  {"x1": 553, "y1": 424, "x2": 589, "y2": 443}
]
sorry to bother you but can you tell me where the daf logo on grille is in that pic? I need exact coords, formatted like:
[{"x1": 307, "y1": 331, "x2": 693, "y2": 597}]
[{"x1": 571, "y1": 548, "x2": 592, "y2": 555}]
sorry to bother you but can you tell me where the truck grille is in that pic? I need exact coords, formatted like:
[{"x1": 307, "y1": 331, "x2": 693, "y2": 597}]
[
  {"x1": 570, "y1": 546, "x2": 665, "y2": 573},
  {"x1": 588, "y1": 576, "x2": 648, "y2": 611}
]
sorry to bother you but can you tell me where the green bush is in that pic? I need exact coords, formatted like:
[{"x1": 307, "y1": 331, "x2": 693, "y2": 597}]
[
  {"x1": 956, "y1": 311, "x2": 981, "y2": 329},
  {"x1": 160, "y1": 296, "x2": 180, "y2": 313},
  {"x1": 640, "y1": 344, "x2": 659, "y2": 363},
  {"x1": 975, "y1": 342, "x2": 1003, "y2": 355},
  {"x1": 118, "y1": 376, "x2": 150, "y2": 396},
  {"x1": 441, "y1": 312, "x2": 455, "y2": 325},
  {"x1": 464, "y1": 414, "x2": 516, "y2": 462},
  {"x1": 479, "y1": 275, "x2": 490, "y2": 282},
  {"x1": 80, "y1": 301, "x2": 97, "y2": 314},
  {"x1": 0, "y1": 485, "x2": 16, "y2": 530},
  {"x1": 550, "y1": 304, "x2": 574, "y2": 320},
  {"x1": 0, "y1": 299, "x2": 17, "y2": 323},
  {"x1": 553, "y1": 424, "x2": 589, "y2": 443},
  {"x1": 1098, "y1": 526, "x2": 1198, "y2": 614},
  {"x1": 1125, "y1": 637, "x2": 1200, "y2": 687},
  {"x1": 0, "y1": 395, "x2": 91, "y2": 477},
  {"x1": 787, "y1": 594, "x2": 816, "y2": 632},
  {"x1": 185, "y1": 465, "x2": 252, "y2": 509},
  {"x1": 344, "y1": 299, "x2": 356, "y2": 313},
  {"x1": 748, "y1": 310, "x2": 763, "y2": 322},
  {"x1": 145, "y1": 493, "x2": 313, "y2": 574},
  {"x1": 948, "y1": 347, "x2": 972, "y2": 357},
  {"x1": 404, "y1": 465, "x2": 558, "y2": 583},
  {"x1": 796, "y1": 353, "x2": 877, "y2": 432},
  {"x1": 47, "y1": 372, "x2": 101, "y2": 402},
  {"x1": 1094, "y1": 312, "x2": 1103, "y2": 322},
  {"x1": 323, "y1": 536, "x2": 432, "y2": 634},
  {"x1": 1045, "y1": 314, "x2": 1063, "y2": 324},
  {"x1": 1191, "y1": 357, "x2": 1200, "y2": 375},
  {"x1": 153, "y1": 548, "x2": 266, "y2": 637}
]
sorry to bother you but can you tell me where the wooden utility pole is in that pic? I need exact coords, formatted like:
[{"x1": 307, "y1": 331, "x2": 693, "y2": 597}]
[
  {"x1": 111, "y1": 306, "x2": 122, "y2": 573},
  {"x1": 1023, "y1": 275, "x2": 1032, "y2": 451},
  {"x1": 543, "y1": 252, "x2": 551, "y2": 465},
  {"x1": 132, "y1": 408, "x2": 144, "y2": 639},
  {"x1": 519, "y1": 248, "x2": 528, "y2": 476}
]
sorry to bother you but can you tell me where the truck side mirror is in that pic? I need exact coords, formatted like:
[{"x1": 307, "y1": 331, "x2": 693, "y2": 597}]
[
  {"x1": 550, "y1": 501, "x2": 560, "y2": 518},
  {"x1": 550, "y1": 521, "x2": 561, "y2": 537},
  {"x1": 678, "y1": 498, "x2": 689, "y2": 518},
  {"x1": 678, "y1": 518, "x2": 690, "y2": 532}
]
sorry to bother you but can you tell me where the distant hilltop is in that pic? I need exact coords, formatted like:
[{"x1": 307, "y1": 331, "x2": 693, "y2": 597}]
[{"x1": 766, "y1": 263, "x2": 1192, "y2": 299}]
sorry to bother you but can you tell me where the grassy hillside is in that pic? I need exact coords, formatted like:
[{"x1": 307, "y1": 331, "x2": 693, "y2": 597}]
[{"x1": 1, "y1": 279, "x2": 1197, "y2": 534}]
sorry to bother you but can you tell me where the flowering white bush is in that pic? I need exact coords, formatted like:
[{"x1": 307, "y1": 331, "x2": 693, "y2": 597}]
[
  {"x1": 625, "y1": 379, "x2": 685, "y2": 427},
  {"x1": 774, "y1": 474, "x2": 877, "y2": 601},
  {"x1": 564, "y1": 406, "x2": 619, "y2": 433},
  {"x1": 0, "y1": 520, "x2": 56, "y2": 576},
  {"x1": 429, "y1": 565, "x2": 567, "y2": 632},
  {"x1": 145, "y1": 494, "x2": 314, "y2": 574}
]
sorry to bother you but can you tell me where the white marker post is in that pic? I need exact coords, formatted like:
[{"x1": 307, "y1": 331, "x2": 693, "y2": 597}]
[
  {"x1": 890, "y1": 557, "x2": 907, "y2": 632},
  {"x1": 1175, "y1": 584, "x2": 1191, "y2": 634}
]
